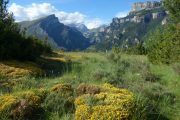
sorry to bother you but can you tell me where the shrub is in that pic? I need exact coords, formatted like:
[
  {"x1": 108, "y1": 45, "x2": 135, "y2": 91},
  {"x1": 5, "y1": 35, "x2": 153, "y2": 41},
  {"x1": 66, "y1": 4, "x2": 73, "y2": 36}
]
[
  {"x1": 75, "y1": 84, "x2": 134, "y2": 120},
  {"x1": 131, "y1": 94, "x2": 149, "y2": 120},
  {"x1": 0, "y1": 32, "x2": 52, "y2": 61},
  {"x1": 50, "y1": 84, "x2": 72, "y2": 93},
  {"x1": 0, "y1": 90, "x2": 46, "y2": 119},
  {"x1": 146, "y1": 24, "x2": 180, "y2": 64},
  {"x1": 76, "y1": 84, "x2": 101, "y2": 96},
  {"x1": 164, "y1": 0, "x2": 180, "y2": 23},
  {"x1": 43, "y1": 84, "x2": 75, "y2": 116},
  {"x1": 106, "y1": 51, "x2": 121, "y2": 63},
  {"x1": 92, "y1": 70, "x2": 109, "y2": 81}
]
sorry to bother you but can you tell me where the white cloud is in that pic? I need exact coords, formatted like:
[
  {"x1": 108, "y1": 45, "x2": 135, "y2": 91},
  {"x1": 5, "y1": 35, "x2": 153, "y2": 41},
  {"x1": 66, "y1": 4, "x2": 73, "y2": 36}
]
[
  {"x1": 8, "y1": 3, "x2": 104, "y2": 29},
  {"x1": 116, "y1": 11, "x2": 129, "y2": 18}
]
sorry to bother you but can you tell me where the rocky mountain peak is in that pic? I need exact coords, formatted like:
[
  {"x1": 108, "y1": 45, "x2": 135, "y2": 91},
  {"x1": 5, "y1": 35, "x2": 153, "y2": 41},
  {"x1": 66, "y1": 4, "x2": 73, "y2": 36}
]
[
  {"x1": 68, "y1": 23, "x2": 89, "y2": 33},
  {"x1": 41, "y1": 14, "x2": 59, "y2": 24},
  {"x1": 131, "y1": 1, "x2": 162, "y2": 12}
]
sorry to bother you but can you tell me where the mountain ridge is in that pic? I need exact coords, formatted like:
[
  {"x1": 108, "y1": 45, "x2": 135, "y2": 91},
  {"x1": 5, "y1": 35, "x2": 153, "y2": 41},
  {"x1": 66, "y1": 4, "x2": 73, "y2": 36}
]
[
  {"x1": 19, "y1": 14, "x2": 90, "y2": 51},
  {"x1": 85, "y1": 1, "x2": 168, "y2": 51}
]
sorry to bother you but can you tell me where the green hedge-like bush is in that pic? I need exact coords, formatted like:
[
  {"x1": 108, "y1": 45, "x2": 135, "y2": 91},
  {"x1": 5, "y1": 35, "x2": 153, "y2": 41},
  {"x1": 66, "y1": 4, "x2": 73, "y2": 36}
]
[
  {"x1": 146, "y1": 25, "x2": 180, "y2": 64},
  {"x1": 0, "y1": 30, "x2": 51, "y2": 61}
]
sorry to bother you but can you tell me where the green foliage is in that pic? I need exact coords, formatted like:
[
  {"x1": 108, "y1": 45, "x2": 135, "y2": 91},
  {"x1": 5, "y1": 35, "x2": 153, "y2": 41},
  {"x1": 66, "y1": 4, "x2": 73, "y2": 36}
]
[
  {"x1": 0, "y1": 90, "x2": 47, "y2": 120},
  {"x1": 43, "y1": 84, "x2": 75, "y2": 117},
  {"x1": 145, "y1": 0, "x2": 180, "y2": 64},
  {"x1": 124, "y1": 42, "x2": 147, "y2": 55},
  {"x1": 0, "y1": 0, "x2": 52, "y2": 61},
  {"x1": 0, "y1": 52, "x2": 179, "y2": 120},
  {"x1": 164, "y1": 0, "x2": 180, "y2": 23},
  {"x1": 0, "y1": 32, "x2": 51, "y2": 61},
  {"x1": 146, "y1": 25, "x2": 180, "y2": 64}
]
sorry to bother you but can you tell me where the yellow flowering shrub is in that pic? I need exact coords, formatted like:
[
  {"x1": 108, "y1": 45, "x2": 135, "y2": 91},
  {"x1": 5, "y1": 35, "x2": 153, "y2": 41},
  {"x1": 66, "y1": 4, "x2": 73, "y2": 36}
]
[
  {"x1": 0, "y1": 95, "x2": 17, "y2": 113},
  {"x1": 76, "y1": 83, "x2": 101, "y2": 95},
  {"x1": 0, "y1": 61, "x2": 43, "y2": 79},
  {"x1": 15, "y1": 91, "x2": 42, "y2": 106},
  {"x1": 0, "y1": 90, "x2": 46, "y2": 119},
  {"x1": 51, "y1": 84, "x2": 72, "y2": 92},
  {"x1": 50, "y1": 84, "x2": 73, "y2": 97},
  {"x1": 75, "y1": 84, "x2": 134, "y2": 120}
]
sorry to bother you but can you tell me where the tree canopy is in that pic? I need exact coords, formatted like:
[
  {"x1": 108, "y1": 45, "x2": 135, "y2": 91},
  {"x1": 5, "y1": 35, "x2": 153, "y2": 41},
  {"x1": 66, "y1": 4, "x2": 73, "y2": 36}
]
[
  {"x1": 0, "y1": 0, "x2": 51, "y2": 61},
  {"x1": 145, "y1": 0, "x2": 180, "y2": 64},
  {"x1": 164, "y1": 0, "x2": 180, "y2": 23}
]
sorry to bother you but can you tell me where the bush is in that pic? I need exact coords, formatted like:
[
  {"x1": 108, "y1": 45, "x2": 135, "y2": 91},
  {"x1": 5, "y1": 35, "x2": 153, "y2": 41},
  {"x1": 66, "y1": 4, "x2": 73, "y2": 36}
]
[
  {"x1": 0, "y1": 89, "x2": 47, "y2": 120},
  {"x1": 146, "y1": 25, "x2": 180, "y2": 64},
  {"x1": 164, "y1": 0, "x2": 180, "y2": 23},
  {"x1": 76, "y1": 84, "x2": 101, "y2": 96},
  {"x1": 43, "y1": 84, "x2": 75, "y2": 116},
  {"x1": 0, "y1": 31, "x2": 52, "y2": 61},
  {"x1": 145, "y1": 0, "x2": 180, "y2": 64},
  {"x1": 75, "y1": 84, "x2": 134, "y2": 120}
]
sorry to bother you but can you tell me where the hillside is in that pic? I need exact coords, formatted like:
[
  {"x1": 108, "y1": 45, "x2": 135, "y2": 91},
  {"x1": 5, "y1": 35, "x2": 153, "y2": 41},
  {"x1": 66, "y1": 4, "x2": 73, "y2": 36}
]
[
  {"x1": 0, "y1": 51, "x2": 179, "y2": 120},
  {"x1": 86, "y1": 2, "x2": 168, "y2": 50},
  {"x1": 19, "y1": 15, "x2": 90, "y2": 51}
]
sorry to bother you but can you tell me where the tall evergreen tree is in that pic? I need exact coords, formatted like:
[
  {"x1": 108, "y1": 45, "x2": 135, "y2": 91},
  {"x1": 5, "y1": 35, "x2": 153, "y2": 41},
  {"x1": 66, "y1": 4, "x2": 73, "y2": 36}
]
[{"x1": 0, "y1": 0, "x2": 17, "y2": 33}]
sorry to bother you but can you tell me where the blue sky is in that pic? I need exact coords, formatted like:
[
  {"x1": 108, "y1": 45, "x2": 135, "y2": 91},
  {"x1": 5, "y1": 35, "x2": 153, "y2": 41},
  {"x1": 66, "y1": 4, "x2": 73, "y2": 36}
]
[{"x1": 8, "y1": 0, "x2": 158, "y2": 29}]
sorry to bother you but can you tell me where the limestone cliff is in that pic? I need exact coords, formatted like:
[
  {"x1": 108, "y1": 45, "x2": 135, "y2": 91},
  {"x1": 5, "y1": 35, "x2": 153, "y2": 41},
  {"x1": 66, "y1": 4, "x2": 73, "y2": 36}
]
[
  {"x1": 131, "y1": 1, "x2": 162, "y2": 12},
  {"x1": 92, "y1": 1, "x2": 168, "y2": 50}
]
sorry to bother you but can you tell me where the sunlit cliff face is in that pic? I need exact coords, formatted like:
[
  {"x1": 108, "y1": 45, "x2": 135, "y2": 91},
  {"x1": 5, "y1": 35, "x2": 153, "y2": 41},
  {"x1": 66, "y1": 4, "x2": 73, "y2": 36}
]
[{"x1": 131, "y1": 1, "x2": 162, "y2": 12}]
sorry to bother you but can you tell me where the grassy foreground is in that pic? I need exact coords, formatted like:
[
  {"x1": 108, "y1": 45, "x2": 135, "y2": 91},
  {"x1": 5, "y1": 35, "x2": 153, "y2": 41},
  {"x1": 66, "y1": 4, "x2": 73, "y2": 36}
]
[{"x1": 0, "y1": 52, "x2": 179, "y2": 120}]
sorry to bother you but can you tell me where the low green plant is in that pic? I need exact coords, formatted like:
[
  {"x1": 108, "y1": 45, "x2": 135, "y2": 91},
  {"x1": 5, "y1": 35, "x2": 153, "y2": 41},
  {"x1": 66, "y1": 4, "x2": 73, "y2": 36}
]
[{"x1": 43, "y1": 84, "x2": 75, "y2": 117}]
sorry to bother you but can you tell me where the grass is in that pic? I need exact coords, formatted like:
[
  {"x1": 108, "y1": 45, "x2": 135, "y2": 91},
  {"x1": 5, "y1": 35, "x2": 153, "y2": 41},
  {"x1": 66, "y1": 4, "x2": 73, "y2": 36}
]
[{"x1": 0, "y1": 51, "x2": 179, "y2": 120}]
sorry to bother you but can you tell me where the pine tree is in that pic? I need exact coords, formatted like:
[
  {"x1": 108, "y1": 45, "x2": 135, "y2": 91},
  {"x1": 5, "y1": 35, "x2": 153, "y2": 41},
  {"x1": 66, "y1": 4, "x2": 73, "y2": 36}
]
[{"x1": 0, "y1": 0, "x2": 17, "y2": 32}]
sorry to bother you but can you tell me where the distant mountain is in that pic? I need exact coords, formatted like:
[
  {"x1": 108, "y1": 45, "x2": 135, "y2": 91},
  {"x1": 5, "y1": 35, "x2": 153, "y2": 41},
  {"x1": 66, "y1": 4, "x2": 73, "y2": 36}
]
[
  {"x1": 19, "y1": 14, "x2": 90, "y2": 51},
  {"x1": 68, "y1": 23, "x2": 108, "y2": 44},
  {"x1": 83, "y1": 25, "x2": 108, "y2": 44},
  {"x1": 90, "y1": 1, "x2": 168, "y2": 51},
  {"x1": 68, "y1": 23, "x2": 89, "y2": 33}
]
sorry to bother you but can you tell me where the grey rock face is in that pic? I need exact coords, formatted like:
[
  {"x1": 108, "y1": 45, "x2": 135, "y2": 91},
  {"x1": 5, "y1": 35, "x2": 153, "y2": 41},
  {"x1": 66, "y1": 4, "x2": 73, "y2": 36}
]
[
  {"x1": 19, "y1": 14, "x2": 90, "y2": 51},
  {"x1": 92, "y1": 1, "x2": 168, "y2": 50},
  {"x1": 131, "y1": 1, "x2": 162, "y2": 12},
  {"x1": 68, "y1": 23, "x2": 89, "y2": 33}
]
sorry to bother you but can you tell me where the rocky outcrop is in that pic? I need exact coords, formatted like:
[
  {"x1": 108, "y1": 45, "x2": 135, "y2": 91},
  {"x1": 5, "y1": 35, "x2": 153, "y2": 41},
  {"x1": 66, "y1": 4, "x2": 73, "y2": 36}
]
[
  {"x1": 68, "y1": 23, "x2": 89, "y2": 33},
  {"x1": 162, "y1": 17, "x2": 168, "y2": 25},
  {"x1": 131, "y1": 1, "x2": 162, "y2": 12},
  {"x1": 83, "y1": 1, "x2": 168, "y2": 51},
  {"x1": 114, "y1": 8, "x2": 167, "y2": 24}
]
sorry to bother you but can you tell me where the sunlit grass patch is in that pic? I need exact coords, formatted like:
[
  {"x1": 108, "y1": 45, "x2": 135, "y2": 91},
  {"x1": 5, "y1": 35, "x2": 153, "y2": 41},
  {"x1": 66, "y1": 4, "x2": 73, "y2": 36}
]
[
  {"x1": 47, "y1": 57, "x2": 67, "y2": 62},
  {"x1": 0, "y1": 61, "x2": 43, "y2": 79}
]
